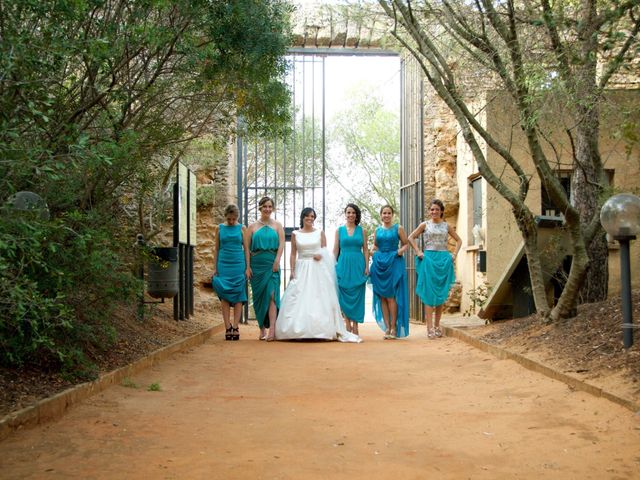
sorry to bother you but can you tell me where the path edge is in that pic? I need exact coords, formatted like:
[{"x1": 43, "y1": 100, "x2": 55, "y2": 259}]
[
  {"x1": 0, "y1": 323, "x2": 224, "y2": 442},
  {"x1": 445, "y1": 326, "x2": 640, "y2": 413}
]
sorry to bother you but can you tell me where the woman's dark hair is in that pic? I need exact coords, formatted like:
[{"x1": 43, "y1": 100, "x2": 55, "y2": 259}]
[
  {"x1": 344, "y1": 203, "x2": 361, "y2": 225},
  {"x1": 224, "y1": 204, "x2": 240, "y2": 217},
  {"x1": 430, "y1": 199, "x2": 445, "y2": 218},
  {"x1": 258, "y1": 196, "x2": 274, "y2": 210},
  {"x1": 299, "y1": 207, "x2": 316, "y2": 228},
  {"x1": 380, "y1": 204, "x2": 394, "y2": 215}
]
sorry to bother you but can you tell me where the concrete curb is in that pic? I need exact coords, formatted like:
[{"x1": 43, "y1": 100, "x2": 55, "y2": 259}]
[
  {"x1": 445, "y1": 326, "x2": 640, "y2": 413},
  {"x1": 0, "y1": 323, "x2": 225, "y2": 442}
]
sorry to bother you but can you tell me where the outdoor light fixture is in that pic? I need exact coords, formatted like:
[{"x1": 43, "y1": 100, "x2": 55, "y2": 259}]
[{"x1": 600, "y1": 193, "x2": 640, "y2": 348}]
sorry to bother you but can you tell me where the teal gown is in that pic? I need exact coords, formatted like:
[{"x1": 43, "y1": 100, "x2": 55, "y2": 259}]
[
  {"x1": 212, "y1": 224, "x2": 247, "y2": 304},
  {"x1": 369, "y1": 224, "x2": 409, "y2": 337},
  {"x1": 415, "y1": 220, "x2": 455, "y2": 307},
  {"x1": 250, "y1": 225, "x2": 281, "y2": 329},
  {"x1": 335, "y1": 225, "x2": 368, "y2": 323}
]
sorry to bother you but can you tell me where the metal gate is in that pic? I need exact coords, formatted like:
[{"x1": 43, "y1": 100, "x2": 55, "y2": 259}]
[
  {"x1": 237, "y1": 53, "x2": 326, "y2": 311},
  {"x1": 399, "y1": 55, "x2": 424, "y2": 323},
  {"x1": 237, "y1": 51, "x2": 423, "y2": 323}
]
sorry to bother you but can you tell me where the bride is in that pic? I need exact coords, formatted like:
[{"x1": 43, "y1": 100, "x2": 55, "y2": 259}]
[{"x1": 275, "y1": 207, "x2": 362, "y2": 343}]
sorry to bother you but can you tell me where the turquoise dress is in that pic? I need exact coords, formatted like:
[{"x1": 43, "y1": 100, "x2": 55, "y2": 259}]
[
  {"x1": 369, "y1": 224, "x2": 409, "y2": 337},
  {"x1": 212, "y1": 224, "x2": 247, "y2": 304},
  {"x1": 250, "y1": 225, "x2": 281, "y2": 329},
  {"x1": 416, "y1": 221, "x2": 455, "y2": 307},
  {"x1": 335, "y1": 225, "x2": 367, "y2": 323}
]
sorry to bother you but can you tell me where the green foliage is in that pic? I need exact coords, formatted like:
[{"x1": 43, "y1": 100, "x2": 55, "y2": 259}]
[
  {"x1": 147, "y1": 382, "x2": 162, "y2": 392},
  {"x1": 122, "y1": 378, "x2": 139, "y2": 389},
  {"x1": 463, "y1": 283, "x2": 492, "y2": 317},
  {"x1": 0, "y1": 0, "x2": 292, "y2": 375},
  {"x1": 196, "y1": 185, "x2": 218, "y2": 209},
  {"x1": 0, "y1": 213, "x2": 138, "y2": 376},
  {"x1": 328, "y1": 87, "x2": 400, "y2": 228}
]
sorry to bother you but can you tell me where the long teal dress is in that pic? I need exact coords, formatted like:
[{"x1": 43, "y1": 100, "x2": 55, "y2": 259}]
[
  {"x1": 212, "y1": 224, "x2": 247, "y2": 304},
  {"x1": 335, "y1": 225, "x2": 367, "y2": 323},
  {"x1": 369, "y1": 224, "x2": 409, "y2": 337},
  {"x1": 416, "y1": 220, "x2": 455, "y2": 307},
  {"x1": 250, "y1": 225, "x2": 281, "y2": 329}
]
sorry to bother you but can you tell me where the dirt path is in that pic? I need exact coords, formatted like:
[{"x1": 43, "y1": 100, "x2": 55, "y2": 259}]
[{"x1": 1, "y1": 323, "x2": 639, "y2": 479}]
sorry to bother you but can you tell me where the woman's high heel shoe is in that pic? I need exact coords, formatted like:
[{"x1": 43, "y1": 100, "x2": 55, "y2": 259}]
[
  {"x1": 232, "y1": 327, "x2": 240, "y2": 341},
  {"x1": 225, "y1": 327, "x2": 233, "y2": 341}
]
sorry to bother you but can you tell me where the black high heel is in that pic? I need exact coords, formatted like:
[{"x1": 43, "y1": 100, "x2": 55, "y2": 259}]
[
  {"x1": 232, "y1": 327, "x2": 240, "y2": 341},
  {"x1": 225, "y1": 327, "x2": 233, "y2": 341}
]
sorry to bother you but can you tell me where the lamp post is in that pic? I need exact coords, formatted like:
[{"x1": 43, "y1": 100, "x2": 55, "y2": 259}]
[{"x1": 600, "y1": 193, "x2": 640, "y2": 348}]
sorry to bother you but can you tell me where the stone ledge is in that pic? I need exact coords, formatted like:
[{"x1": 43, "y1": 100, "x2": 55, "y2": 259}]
[
  {"x1": 0, "y1": 323, "x2": 225, "y2": 443},
  {"x1": 444, "y1": 326, "x2": 640, "y2": 413}
]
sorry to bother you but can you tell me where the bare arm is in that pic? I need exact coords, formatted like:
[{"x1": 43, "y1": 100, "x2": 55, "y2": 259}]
[
  {"x1": 449, "y1": 224, "x2": 463, "y2": 260},
  {"x1": 362, "y1": 227, "x2": 369, "y2": 275},
  {"x1": 333, "y1": 229, "x2": 340, "y2": 258},
  {"x1": 243, "y1": 224, "x2": 253, "y2": 279},
  {"x1": 274, "y1": 221, "x2": 285, "y2": 272},
  {"x1": 289, "y1": 233, "x2": 297, "y2": 278},
  {"x1": 370, "y1": 229, "x2": 378, "y2": 255},
  {"x1": 212, "y1": 225, "x2": 220, "y2": 276},
  {"x1": 241, "y1": 225, "x2": 251, "y2": 279},
  {"x1": 407, "y1": 222, "x2": 426, "y2": 257},
  {"x1": 397, "y1": 225, "x2": 409, "y2": 256}
]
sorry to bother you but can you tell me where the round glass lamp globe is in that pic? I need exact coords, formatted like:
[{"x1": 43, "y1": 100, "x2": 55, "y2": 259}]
[{"x1": 600, "y1": 193, "x2": 640, "y2": 237}]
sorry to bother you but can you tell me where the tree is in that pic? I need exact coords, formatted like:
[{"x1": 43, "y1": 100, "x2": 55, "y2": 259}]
[
  {"x1": 327, "y1": 87, "x2": 400, "y2": 229},
  {"x1": 0, "y1": 0, "x2": 293, "y2": 372},
  {"x1": 379, "y1": 0, "x2": 640, "y2": 321}
]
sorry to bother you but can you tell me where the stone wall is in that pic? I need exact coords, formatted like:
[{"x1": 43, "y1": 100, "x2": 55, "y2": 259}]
[
  {"x1": 422, "y1": 83, "x2": 462, "y2": 312},
  {"x1": 193, "y1": 142, "x2": 235, "y2": 289}
]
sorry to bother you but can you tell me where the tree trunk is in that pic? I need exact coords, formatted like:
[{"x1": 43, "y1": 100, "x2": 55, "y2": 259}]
[{"x1": 570, "y1": 2, "x2": 608, "y2": 305}]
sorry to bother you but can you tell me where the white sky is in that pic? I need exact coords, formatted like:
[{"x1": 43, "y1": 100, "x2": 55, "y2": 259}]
[{"x1": 325, "y1": 55, "x2": 400, "y2": 121}]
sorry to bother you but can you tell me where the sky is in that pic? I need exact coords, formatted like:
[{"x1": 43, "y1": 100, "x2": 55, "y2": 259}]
[{"x1": 325, "y1": 55, "x2": 400, "y2": 121}]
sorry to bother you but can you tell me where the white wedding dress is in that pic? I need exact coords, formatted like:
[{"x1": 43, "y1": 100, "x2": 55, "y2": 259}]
[{"x1": 275, "y1": 230, "x2": 362, "y2": 343}]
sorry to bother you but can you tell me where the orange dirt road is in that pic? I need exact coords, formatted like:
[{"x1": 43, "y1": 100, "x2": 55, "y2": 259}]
[{"x1": 1, "y1": 323, "x2": 639, "y2": 479}]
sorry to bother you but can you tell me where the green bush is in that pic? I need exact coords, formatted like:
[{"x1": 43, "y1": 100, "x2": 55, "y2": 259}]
[
  {"x1": 0, "y1": 0, "x2": 293, "y2": 378},
  {"x1": 0, "y1": 214, "x2": 139, "y2": 377}
]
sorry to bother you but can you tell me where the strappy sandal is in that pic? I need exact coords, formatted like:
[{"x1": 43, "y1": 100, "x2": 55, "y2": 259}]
[
  {"x1": 384, "y1": 328, "x2": 391, "y2": 340},
  {"x1": 388, "y1": 328, "x2": 397, "y2": 340},
  {"x1": 232, "y1": 327, "x2": 240, "y2": 341},
  {"x1": 434, "y1": 326, "x2": 443, "y2": 338},
  {"x1": 427, "y1": 328, "x2": 436, "y2": 340},
  {"x1": 225, "y1": 327, "x2": 233, "y2": 341}
]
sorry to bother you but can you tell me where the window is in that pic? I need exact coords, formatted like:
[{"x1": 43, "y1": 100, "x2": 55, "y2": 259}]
[
  {"x1": 541, "y1": 171, "x2": 571, "y2": 218},
  {"x1": 541, "y1": 170, "x2": 614, "y2": 218},
  {"x1": 469, "y1": 176, "x2": 484, "y2": 246}
]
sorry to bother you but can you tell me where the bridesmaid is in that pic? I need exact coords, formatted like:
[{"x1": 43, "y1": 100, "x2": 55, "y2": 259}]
[
  {"x1": 212, "y1": 204, "x2": 249, "y2": 341},
  {"x1": 369, "y1": 205, "x2": 410, "y2": 339},
  {"x1": 245, "y1": 196, "x2": 285, "y2": 341},
  {"x1": 333, "y1": 203, "x2": 369, "y2": 335},
  {"x1": 407, "y1": 199, "x2": 462, "y2": 339}
]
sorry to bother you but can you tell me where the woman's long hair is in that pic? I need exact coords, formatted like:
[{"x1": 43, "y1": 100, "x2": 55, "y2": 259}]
[
  {"x1": 344, "y1": 203, "x2": 361, "y2": 225},
  {"x1": 299, "y1": 207, "x2": 316, "y2": 228}
]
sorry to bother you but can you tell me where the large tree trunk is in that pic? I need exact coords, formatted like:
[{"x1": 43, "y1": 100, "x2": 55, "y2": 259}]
[{"x1": 570, "y1": 0, "x2": 608, "y2": 305}]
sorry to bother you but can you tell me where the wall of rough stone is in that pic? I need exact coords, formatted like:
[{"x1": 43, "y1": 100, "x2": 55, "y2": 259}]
[
  {"x1": 421, "y1": 83, "x2": 462, "y2": 312},
  {"x1": 193, "y1": 141, "x2": 236, "y2": 289}
]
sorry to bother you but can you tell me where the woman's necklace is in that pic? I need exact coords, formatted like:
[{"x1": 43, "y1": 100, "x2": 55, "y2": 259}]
[{"x1": 257, "y1": 218, "x2": 271, "y2": 226}]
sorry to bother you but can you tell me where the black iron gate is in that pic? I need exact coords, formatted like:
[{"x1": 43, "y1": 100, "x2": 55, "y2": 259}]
[
  {"x1": 237, "y1": 50, "x2": 423, "y2": 323},
  {"x1": 399, "y1": 55, "x2": 424, "y2": 323},
  {"x1": 237, "y1": 53, "x2": 326, "y2": 319}
]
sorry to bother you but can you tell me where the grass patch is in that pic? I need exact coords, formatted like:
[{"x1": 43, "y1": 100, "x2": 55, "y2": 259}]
[{"x1": 121, "y1": 378, "x2": 138, "y2": 389}]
